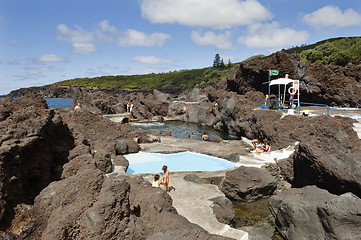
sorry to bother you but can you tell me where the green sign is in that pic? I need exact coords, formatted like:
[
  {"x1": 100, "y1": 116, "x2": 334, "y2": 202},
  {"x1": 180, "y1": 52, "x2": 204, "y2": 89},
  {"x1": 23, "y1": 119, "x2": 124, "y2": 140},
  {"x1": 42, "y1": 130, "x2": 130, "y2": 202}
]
[{"x1": 269, "y1": 70, "x2": 279, "y2": 76}]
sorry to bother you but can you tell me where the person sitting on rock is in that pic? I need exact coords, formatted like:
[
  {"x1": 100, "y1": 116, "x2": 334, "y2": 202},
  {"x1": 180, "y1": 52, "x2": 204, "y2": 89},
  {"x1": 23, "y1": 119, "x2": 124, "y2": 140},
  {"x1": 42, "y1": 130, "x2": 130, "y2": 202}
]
[
  {"x1": 262, "y1": 142, "x2": 271, "y2": 152},
  {"x1": 202, "y1": 132, "x2": 208, "y2": 141},
  {"x1": 133, "y1": 134, "x2": 139, "y2": 143},
  {"x1": 249, "y1": 139, "x2": 264, "y2": 155},
  {"x1": 152, "y1": 174, "x2": 160, "y2": 187}
]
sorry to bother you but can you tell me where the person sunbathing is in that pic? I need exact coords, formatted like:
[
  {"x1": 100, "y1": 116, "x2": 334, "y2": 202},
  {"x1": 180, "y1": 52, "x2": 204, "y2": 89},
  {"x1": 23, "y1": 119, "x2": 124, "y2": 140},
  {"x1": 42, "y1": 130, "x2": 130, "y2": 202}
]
[
  {"x1": 262, "y1": 142, "x2": 271, "y2": 152},
  {"x1": 249, "y1": 139, "x2": 264, "y2": 155}
]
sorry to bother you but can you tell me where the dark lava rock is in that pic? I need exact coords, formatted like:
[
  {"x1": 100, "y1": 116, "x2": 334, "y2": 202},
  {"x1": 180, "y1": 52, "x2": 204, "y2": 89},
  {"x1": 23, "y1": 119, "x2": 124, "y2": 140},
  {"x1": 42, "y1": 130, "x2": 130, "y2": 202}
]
[
  {"x1": 114, "y1": 139, "x2": 128, "y2": 154},
  {"x1": 20, "y1": 174, "x2": 225, "y2": 240},
  {"x1": 0, "y1": 231, "x2": 19, "y2": 240},
  {"x1": 184, "y1": 174, "x2": 210, "y2": 184},
  {"x1": 222, "y1": 167, "x2": 277, "y2": 202},
  {"x1": 0, "y1": 94, "x2": 74, "y2": 230},
  {"x1": 269, "y1": 186, "x2": 361, "y2": 240},
  {"x1": 113, "y1": 155, "x2": 129, "y2": 170},
  {"x1": 93, "y1": 149, "x2": 112, "y2": 173},
  {"x1": 227, "y1": 153, "x2": 242, "y2": 163},
  {"x1": 209, "y1": 196, "x2": 235, "y2": 224},
  {"x1": 114, "y1": 139, "x2": 141, "y2": 155}
]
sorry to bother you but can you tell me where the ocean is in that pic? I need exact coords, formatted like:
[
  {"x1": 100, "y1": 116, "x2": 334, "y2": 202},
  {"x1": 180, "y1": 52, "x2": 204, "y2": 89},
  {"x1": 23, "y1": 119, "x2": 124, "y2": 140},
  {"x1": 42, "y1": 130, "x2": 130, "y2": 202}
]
[{"x1": 45, "y1": 98, "x2": 73, "y2": 109}]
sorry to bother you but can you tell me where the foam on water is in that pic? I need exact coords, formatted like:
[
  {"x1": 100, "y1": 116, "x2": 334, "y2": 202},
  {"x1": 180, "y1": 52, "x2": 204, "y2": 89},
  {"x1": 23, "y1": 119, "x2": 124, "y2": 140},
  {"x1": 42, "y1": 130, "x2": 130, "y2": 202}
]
[{"x1": 131, "y1": 122, "x2": 165, "y2": 127}]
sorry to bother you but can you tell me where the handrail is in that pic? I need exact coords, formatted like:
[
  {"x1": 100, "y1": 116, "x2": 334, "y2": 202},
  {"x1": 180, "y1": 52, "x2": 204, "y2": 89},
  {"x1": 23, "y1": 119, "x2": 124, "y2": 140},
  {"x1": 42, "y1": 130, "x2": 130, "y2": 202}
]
[{"x1": 259, "y1": 99, "x2": 330, "y2": 116}]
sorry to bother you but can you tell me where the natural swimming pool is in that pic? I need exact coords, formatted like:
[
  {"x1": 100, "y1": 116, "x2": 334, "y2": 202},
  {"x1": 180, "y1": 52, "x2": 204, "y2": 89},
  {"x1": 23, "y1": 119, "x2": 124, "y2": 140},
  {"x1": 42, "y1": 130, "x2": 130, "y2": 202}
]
[
  {"x1": 125, "y1": 151, "x2": 235, "y2": 174},
  {"x1": 131, "y1": 121, "x2": 240, "y2": 140}
]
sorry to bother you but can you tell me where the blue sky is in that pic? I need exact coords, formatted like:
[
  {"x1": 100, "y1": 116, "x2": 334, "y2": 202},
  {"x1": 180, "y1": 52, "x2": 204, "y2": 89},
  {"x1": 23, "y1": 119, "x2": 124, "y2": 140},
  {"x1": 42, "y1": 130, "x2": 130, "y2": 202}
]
[{"x1": 1, "y1": 0, "x2": 361, "y2": 95}]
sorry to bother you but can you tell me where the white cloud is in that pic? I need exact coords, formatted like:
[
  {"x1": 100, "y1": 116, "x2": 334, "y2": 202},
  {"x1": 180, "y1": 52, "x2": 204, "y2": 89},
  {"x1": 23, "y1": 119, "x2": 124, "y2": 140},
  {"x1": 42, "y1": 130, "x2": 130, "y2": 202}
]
[
  {"x1": 118, "y1": 29, "x2": 171, "y2": 47},
  {"x1": 191, "y1": 31, "x2": 233, "y2": 50},
  {"x1": 238, "y1": 22, "x2": 309, "y2": 51},
  {"x1": 141, "y1": 0, "x2": 272, "y2": 29},
  {"x1": 96, "y1": 20, "x2": 117, "y2": 33},
  {"x1": 131, "y1": 56, "x2": 173, "y2": 64},
  {"x1": 72, "y1": 43, "x2": 97, "y2": 55},
  {"x1": 96, "y1": 20, "x2": 117, "y2": 42},
  {"x1": 57, "y1": 24, "x2": 94, "y2": 44},
  {"x1": 303, "y1": 5, "x2": 361, "y2": 29},
  {"x1": 56, "y1": 21, "x2": 171, "y2": 53},
  {"x1": 35, "y1": 54, "x2": 65, "y2": 63},
  {"x1": 57, "y1": 24, "x2": 96, "y2": 55}
]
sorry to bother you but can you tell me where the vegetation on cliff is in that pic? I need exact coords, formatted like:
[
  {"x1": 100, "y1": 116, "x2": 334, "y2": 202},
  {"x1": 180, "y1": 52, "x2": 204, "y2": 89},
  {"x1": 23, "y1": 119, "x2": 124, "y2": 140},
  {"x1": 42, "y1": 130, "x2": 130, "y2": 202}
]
[
  {"x1": 283, "y1": 36, "x2": 361, "y2": 66},
  {"x1": 54, "y1": 65, "x2": 235, "y2": 92}
]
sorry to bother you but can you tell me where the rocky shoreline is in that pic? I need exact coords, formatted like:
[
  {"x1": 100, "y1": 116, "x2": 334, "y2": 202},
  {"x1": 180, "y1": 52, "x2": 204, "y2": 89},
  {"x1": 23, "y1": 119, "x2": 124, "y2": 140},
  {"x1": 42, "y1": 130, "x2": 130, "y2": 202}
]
[{"x1": 1, "y1": 52, "x2": 361, "y2": 239}]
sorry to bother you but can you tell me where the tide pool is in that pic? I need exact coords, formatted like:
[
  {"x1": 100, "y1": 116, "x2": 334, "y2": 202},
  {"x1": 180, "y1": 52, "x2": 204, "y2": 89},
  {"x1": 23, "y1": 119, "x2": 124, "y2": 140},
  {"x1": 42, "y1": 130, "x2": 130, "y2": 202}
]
[{"x1": 125, "y1": 151, "x2": 235, "y2": 174}]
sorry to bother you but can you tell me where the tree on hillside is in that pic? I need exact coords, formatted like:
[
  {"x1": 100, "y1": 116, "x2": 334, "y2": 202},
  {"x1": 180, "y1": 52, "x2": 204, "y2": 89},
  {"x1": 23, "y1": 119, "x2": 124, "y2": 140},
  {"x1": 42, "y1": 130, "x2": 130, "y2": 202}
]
[
  {"x1": 228, "y1": 58, "x2": 232, "y2": 68},
  {"x1": 213, "y1": 54, "x2": 221, "y2": 67},
  {"x1": 220, "y1": 58, "x2": 225, "y2": 68}
]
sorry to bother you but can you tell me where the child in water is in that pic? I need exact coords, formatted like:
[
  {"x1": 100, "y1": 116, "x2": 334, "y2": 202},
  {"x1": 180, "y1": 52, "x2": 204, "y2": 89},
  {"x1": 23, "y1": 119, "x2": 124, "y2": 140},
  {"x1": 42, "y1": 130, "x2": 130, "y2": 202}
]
[{"x1": 159, "y1": 165, "x2": 172, "y2": 192}]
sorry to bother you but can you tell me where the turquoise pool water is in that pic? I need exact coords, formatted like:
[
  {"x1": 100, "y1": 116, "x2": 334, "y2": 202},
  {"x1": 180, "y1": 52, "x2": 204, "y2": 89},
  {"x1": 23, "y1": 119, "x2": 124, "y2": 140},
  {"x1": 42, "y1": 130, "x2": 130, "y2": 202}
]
[{"x1": 125, "y1": 151, "x2": 235, "y2": 174}]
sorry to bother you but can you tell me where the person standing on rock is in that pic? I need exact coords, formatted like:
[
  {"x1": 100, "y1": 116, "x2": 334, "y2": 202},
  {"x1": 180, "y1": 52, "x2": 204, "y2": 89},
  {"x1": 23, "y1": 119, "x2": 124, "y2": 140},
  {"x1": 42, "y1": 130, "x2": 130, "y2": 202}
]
[
  {"x1": 159, "y1": 165, "x2": 172, "y2": 192},
  {"x1": 126, "y1": 103, "x2": 130, "y2": 113},
  {"x1": 130, "y1": 104, "x2": 134, "y2": 113},
  {"x1": 74, "y1": 103, "x2": 81, "y2": 114}
]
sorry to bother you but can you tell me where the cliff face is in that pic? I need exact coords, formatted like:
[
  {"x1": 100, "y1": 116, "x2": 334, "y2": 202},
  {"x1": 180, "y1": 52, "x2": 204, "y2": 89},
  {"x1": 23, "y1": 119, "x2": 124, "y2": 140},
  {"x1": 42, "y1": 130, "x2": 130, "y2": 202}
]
[
  {"x1": 223, "y1": 52, "x2": 361, "y2": 107},
  {"x1": 4, "y1": 85, "x2": 77, "y2": 99}
]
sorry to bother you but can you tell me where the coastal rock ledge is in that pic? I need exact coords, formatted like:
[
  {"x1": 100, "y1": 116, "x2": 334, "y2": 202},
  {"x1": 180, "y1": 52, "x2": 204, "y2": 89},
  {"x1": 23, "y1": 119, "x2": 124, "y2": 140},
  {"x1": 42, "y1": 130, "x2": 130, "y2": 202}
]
[
  {"x1": 269, "y1": 186, "x2": 361, "y2": 240},
  {"x1": 221, "y1": 166, "x2": 277, "y2": 202}
]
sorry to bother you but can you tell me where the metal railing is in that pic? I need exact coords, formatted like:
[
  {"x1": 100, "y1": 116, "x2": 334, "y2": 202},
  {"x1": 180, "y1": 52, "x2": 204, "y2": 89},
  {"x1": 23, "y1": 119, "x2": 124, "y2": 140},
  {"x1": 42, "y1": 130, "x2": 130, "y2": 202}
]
[{"x1": 259, "y1": 99, "x2": 330, "y2": 116}]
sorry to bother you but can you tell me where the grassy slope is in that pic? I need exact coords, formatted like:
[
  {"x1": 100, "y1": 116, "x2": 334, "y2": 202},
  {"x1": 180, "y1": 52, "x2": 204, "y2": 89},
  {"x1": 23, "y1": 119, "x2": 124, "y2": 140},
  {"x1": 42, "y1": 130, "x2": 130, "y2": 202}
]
[
  {"x1": 54, "y1": 66, "x2": 236, "y2": 92},
  {"x1": 53, "y1": 37, "x2": 360, "y2": 92}
]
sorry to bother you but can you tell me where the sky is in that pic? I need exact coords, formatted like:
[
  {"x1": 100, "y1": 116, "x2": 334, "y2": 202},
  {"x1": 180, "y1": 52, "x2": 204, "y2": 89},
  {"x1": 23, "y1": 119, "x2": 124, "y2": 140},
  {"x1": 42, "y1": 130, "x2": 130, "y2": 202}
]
[{"x1": 1, "y1": 0, "x2": 361, "y2": 95}]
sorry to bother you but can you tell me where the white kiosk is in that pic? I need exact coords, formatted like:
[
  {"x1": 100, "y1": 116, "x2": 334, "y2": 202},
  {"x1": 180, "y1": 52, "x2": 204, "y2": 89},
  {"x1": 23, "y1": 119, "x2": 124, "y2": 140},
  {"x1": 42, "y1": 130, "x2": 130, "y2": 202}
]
[{"x1": 269, "y1": 77, "x2": 300, "y2": 110}]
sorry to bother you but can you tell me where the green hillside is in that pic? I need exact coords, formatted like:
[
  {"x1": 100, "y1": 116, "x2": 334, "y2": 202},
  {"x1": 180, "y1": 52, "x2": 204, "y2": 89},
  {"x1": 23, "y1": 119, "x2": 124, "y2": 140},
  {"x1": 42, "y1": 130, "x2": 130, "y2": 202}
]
[
  {"x1": 54, "y1": 37, "x2": 361, "y2": 92},
  {"x1": 282, "y1": 36, "x2": 361, "y2": 66},
  {"x1": 54, "y1": 65, "x2": 235, "y2": 92}
]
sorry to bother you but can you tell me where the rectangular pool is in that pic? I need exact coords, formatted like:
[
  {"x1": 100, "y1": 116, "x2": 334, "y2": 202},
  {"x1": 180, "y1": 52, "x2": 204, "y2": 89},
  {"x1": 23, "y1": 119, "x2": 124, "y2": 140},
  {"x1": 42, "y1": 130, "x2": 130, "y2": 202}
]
[{"x1": 125, "y1": 151, "x2": 235, "y2": 174}]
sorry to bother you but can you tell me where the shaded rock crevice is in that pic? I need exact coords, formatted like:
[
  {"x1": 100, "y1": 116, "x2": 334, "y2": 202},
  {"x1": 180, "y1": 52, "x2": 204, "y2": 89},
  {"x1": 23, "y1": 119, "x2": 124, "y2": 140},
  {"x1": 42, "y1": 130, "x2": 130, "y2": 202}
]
[{"x1": 0, "y1": 95, "x2": 75, "y2": 231}]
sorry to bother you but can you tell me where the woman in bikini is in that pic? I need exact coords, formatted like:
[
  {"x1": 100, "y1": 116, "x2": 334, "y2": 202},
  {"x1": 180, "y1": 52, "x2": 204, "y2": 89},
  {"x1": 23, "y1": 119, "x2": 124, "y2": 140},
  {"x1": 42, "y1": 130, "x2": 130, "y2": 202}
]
[{"x1": 159, "y1": 165, "x2": 172, "y2": 192}]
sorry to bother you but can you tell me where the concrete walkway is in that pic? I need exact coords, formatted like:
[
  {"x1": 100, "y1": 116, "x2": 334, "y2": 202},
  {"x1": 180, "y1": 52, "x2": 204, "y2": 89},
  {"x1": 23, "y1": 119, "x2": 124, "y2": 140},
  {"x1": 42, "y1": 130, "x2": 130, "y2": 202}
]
[
  {"x1": 144, "y1": 171, "x2": 249, "y2": 240},
  {"x1": 353, "y1": 120, "x2": 361, "y2": 139}
]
